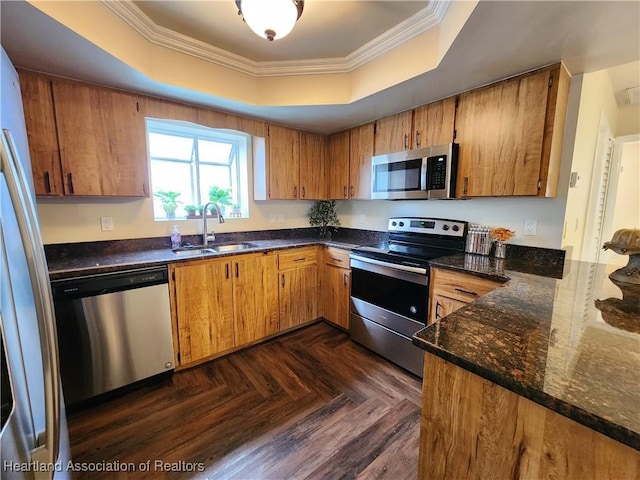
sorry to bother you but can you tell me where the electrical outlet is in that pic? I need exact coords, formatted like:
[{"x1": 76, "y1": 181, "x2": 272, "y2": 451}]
[
  {"x1": 269, "y1": 214, "x2": 277, "y2": 224},
  {"x1": 359, "y1": 214, "x2": 366, "y2": 225},
  {"x1": 100, "y1": 216, "x2": 114, "y2": 231},
  {"x1": 523, "y1": 219, "x2": 537, "y2": 236}
]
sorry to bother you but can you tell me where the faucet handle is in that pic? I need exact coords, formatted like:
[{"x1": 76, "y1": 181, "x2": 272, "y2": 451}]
[{"x1": 206, "y1": 232, "x2": 216, "y2": 242}]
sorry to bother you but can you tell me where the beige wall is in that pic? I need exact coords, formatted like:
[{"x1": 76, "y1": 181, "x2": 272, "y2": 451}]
[{"x1": 562, "y1": 69, "x2": 619, "y2": 260}]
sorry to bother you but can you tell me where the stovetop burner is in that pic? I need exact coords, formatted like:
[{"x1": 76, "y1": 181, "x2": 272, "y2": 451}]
[{"x1": 352, "y1": 217, "x2": 468, "y2": 267}]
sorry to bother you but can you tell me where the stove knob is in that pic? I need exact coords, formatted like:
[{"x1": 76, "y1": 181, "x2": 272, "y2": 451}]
[
  {"x1": 452, "y1": 225, "x2": 460, "y2": 232},
  {"x1": 410, "y1": 306, "x2": 417, "y2": 314},
  {"x1": 442, "y1": 224, "x2": 450, "y2": 231},
  {"x1": 399, "y1": 221, "x2": 405, "y2": 227},
  {"x1": 391, "y1": 221, "x2": 397, "y2": 227}
]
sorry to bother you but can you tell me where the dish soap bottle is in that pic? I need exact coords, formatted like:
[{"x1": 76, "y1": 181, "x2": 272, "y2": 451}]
[{"x1": 170, "y1": 225, "x2": 181, "y2": 249}]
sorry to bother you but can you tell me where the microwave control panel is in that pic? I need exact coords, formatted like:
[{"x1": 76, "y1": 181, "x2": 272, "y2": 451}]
[{"x1": 426, "y1": 155, "x2": 448, "y2": 190}]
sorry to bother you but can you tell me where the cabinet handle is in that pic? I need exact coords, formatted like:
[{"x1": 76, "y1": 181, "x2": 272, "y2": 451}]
[
  {"x1": 142, "y1": 183, "x2": 148, "y2": 196},
  {"x1": 281, "y1": 274, "x2": 286, "y2": 288},
  {"x1": 435, "y1": 301, "x2": 442, "y2": 319},
  {"x1": 225, "y1": 264, "x2": 229, "y2": 279},
  {"x1": 235, "y1": 262, "x2": 239, "y2": 278},
  {"x1": 350, "y1": 186, "x2": 354, "y2": 198},
  {"x1": 403, "y1": 133, "x2": 409, "y2": 150},
  {"x1": 343, "y1": 186, "x2": 348, "y2": 198},
  {"x1": 44, "y1": 171, "x2": 51, "y2": 193},
  {"x1": 67, "y1": 173, "x2": 74, "y2": 194},
  {"x1": 343, "y1": 272, "x2": 348, "y2": 286},
  {"x1": 301, "y1": 186, "x2": 306, "y2": 198},
  {"x1": 293, "y1": 257, "x2": 306, "y2": 262},
  {"x1": 454, "y1": 287, "x2": 478, "y2": 296},
  {"x1": 294, "y1": 186, "x2": 298, "y2": 198},
  {"x1": 330, "y1": 257, "x2": 343, "y2": 263},
  {"x1": 415, "y1": 131, "x2": 420, "y2": 148},
  {"x1": 462, "y1": 177, "x2": 468, "y2": 196}
]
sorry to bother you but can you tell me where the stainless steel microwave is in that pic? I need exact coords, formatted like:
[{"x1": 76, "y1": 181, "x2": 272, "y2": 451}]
[{"x1": 371, "y1": 143, "x2": 458, "y2": 200}]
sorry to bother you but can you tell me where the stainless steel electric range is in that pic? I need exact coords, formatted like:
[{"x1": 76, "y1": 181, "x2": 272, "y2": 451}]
[{"x1": 349, "y1": 217, "x2": 468, "y2": 377}]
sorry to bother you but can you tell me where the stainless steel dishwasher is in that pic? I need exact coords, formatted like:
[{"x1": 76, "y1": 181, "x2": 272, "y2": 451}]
[{"x1": 51, "y1": 266, "x2": 174, "y2": 406}]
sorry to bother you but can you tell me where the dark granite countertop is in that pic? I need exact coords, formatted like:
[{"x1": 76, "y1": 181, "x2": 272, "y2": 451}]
[
  {"x1": 414, "y1": 253, "x2": 640, "y2": 450},
  {"x1": 45, "y1": 227, "x2": 384, "y2": 280}
]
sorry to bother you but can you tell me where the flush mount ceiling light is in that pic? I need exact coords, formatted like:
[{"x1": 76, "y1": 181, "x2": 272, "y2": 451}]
[{"x1": 235, "y1": 0, "x2": 304, "y2": 41}]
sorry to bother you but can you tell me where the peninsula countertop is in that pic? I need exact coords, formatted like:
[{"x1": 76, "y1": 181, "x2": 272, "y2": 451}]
[{"x1": 414, "y1": 252, "x2": 640, "y2": 450}]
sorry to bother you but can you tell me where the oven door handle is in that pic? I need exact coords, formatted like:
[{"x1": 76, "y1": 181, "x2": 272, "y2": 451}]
[{"x1": 350, "y1": 255, "x2": 428, "y2": 285}]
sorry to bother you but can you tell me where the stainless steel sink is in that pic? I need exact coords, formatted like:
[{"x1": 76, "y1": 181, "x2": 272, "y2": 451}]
[
  {"x1": 211, "y1": 242, "x2": 257, "y2": 252},
  {"x1": 171, "y1": 247, "x2": 216, "y2": 256}
]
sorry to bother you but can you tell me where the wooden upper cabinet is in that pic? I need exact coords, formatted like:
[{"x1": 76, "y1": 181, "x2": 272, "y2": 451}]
[
  {"x1": 326, "y1": 130, "x2": 350, "y2": 199},
  {"x1": 349, "y1": 123, "x2": 374, "y2": 199},
  {"x1": 267, "y1": 124, "x2": 300, "y2": 199},
  {"x1": 374, "y1": 110, "x2": 413, "y2": 155},
  {"x1": 455, "y1": 63, "x2": 569, "y2": 198},
  {"x1": 413, "y1": 97, "x2": 456, "y2": 149},
  {"x1": 51, "y1": 81, "x2": 149, "y2": 197},
  {"x1": 18, "y1": 71, "x2": 63, "y2": 196},
  {"x1": 145, "y1": 97, "x2": 199, "y2": 123},
  {"x1": 299, "y1": 131, "x2": 326, "y2": 200}
]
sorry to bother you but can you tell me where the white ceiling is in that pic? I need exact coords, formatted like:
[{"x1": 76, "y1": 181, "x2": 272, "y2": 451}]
[{"x1": 1, "y1": 1, "x2": 639, "y2": 134}]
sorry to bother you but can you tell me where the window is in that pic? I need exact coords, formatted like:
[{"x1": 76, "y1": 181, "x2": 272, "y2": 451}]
[{"x1": 146, "y1": 119, "x2": 250, "y2": 221}]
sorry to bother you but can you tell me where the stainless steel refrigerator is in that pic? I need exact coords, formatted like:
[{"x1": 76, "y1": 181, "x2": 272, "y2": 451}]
[{"x1": 0, "y1": 46, "x2": 71, "y2": 478}]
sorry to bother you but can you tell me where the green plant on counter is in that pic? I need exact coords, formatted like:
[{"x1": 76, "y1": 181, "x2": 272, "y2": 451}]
[
  {"x1": 154, "y1": 190, "x2": 182, "y2": 219},
  {"x1": 184, "y1": 204, "x2": 197, "y2": 216},
  {"x1": 308, "y1": 200, "x2": 340, "y2": 238}
]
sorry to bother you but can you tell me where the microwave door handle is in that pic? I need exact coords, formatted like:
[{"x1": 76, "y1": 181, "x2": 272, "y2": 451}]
[
  {"x1": 1, "y1": 130, "x2": 61, "y2": 467},
  {"x1": 421, "y1": 156, "x2": 428, "y2": 192}
]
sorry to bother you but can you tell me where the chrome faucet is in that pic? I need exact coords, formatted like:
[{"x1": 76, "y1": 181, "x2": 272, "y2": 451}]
[{"x1": 202, "y1": 202, "x2": 225, "y2": 246}]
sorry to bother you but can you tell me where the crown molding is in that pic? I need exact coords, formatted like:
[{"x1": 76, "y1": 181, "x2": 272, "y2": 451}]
[{"x1": 102, "y1": 0, "x2": 451, "y2": 77}]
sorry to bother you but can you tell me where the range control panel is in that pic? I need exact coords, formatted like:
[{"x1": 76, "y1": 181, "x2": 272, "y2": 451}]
[{"x1": 388, "y1": 217, "x2": 467, "y2": 238}]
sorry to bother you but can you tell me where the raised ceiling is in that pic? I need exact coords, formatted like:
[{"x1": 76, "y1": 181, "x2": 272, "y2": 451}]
[
  {"x1": 132, "y1": 1, "x2": 427, "y2": 62},
  {"x1": 1, "y1": 1, "x2": 639, "y2": 134}
]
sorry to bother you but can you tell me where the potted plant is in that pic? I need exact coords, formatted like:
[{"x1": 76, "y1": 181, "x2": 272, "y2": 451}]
[
  {"x1": 184, "y1": 204, "x2": 197, "y2": 217},
  {"x1": 308, "y1": 200, "x2": 340, "y2": 239},
  {"x1": 154, "y1": 190, "x2": 182, "y2": 219},
  {"x1": 208, "y1": 186, "x2": 233, "y2": 216}
]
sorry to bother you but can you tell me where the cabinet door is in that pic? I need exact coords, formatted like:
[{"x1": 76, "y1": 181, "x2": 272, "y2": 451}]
[
  {"x1": 145, "y1": 97, "x2": 199, "y2": 123},
  {"x1": 18, "y1": 71, "x2": 63, "y2": 196},
  {"x1": 322, "y1": 265, "x2": 350, "y2": 330},
  {"x1": 374, "y1": 110, "x2": 413, "y2": 155},
  {"x1": 429, "y1": 294, "x2": 467, "y2": 325},
  {"x1": 52, "y1": 81, "x2": 149, "y2": 196},
  {"x1": 326, "y1": 130, "x2": 350, "y2": 199},
  {"x1": 233, "y1": 253, "x2": 279, "y2": 346},
  {"x1": 279, "y1": 265, "x2": 318, "y2": 331},
  {"x1": 455, "y1": 69, "x2": 551, "y2": 197},
  {"x1": 349, "y1": 123, "x2": 374, "y2": 199},
  {"x1": 299, "y1": 131, "x2": 326, "y2": 200},
  {"x1": 173, "y1": 259, "x2": 235, "y2": 365},
  {"x1": 413, "y1": 97, "x2": 456, "y2": 149},
  {"x1": 267, "y1": 124, "x2": 299, "y2": 199}
]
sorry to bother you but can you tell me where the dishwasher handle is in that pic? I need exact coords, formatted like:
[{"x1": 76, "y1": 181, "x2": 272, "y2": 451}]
[{"x1": 51, "y1": 267, "x2": 169, "y2": 300}]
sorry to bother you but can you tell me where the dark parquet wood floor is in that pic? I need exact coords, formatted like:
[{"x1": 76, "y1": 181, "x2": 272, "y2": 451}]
[{"x1": 67, "y1": 322, "x2": 422, "y2": 480}]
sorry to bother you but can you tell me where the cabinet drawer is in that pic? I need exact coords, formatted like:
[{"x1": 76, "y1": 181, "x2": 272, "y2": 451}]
[
  {"x1": 278, "y1": 247, "x2": 318, "y2": 270},
  {"x1": 431, "y1": 268, "x2": 502, "y2": 303},
  {"x1": 324, "y1": 247, "x2": 351, "y2": 268}
]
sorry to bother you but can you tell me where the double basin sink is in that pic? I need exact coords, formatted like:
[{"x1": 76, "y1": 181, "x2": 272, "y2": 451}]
[{"x1": 171, "y1": 242, "x2": 258, "y2": 257}]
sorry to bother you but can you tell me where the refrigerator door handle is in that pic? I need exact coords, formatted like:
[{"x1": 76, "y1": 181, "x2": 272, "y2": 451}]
[{"x1": 1, "y1": 130, "x2": 60, "y2": 466}]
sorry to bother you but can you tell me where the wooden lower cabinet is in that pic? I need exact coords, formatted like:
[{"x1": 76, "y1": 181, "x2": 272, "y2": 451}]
[
  {"x1": 171, "y1": 257, "x2": 234, "y2": 366},
  {"x1": 428, "y1": 267, "x2": 502, "y2": 325},
  {"x1": 419, "y1": 353, "x2": 640, "y2": 479},
  {"x1": 321, "y1": 247, "x2": 351, "y2": 329},
  {"x1": 278, "y1": 247, "x2": 319, "y2": 331},
  {"x1": 170, "y1": 252, "x2": 278, "y2": 368},
  {"x1": 232, "y1": 253, "x2": 279, "y2": 345}
]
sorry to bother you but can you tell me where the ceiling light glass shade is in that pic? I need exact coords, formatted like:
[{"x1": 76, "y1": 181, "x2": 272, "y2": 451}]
[{"x1": 237, "y1": 0, "x2": 303, "y2": 41}]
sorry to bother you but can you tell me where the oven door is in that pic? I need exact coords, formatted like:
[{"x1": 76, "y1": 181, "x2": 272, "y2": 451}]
[
  {"x1": 371, "y1": 149, "x2": 429, "y2": 200},
  {"x1": 350, "y1": 255, "x2": 428, "y2": 331}
]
